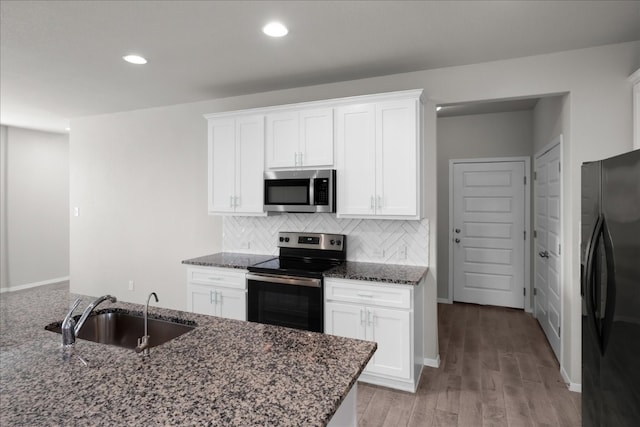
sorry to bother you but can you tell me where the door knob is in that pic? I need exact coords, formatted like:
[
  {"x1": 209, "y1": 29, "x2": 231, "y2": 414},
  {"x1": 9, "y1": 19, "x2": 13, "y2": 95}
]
[
  {"x1": 538, "y1": 251, "x2": 550, "y2": 259},
  {"x1": 455, "y1": 228, "x2": 461, "y2": 233},
  {"x1": 454, "y1": 238, "x2": 461, "y2": 243}
]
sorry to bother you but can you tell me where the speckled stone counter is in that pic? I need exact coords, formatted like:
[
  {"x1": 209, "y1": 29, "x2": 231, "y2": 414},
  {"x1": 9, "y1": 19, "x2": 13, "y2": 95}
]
[
  {"x1": 182, "y1": 252, "x2": 275, "y2": 269},
  {"x1": 0, "y1": 283, "x2": 376, "y2": 426},
  {"x1": 324, "y1": 261, "x2": 428, "y2": 285}
]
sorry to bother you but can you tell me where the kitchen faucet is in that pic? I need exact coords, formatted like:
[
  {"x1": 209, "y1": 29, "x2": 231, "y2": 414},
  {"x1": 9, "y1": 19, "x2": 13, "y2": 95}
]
[
  {"x1": 135, "y1": 292, "x2": 158, "y2": 357},
  {"x1": 61, "y1": 295, "x2": 117, "y2": 348}
]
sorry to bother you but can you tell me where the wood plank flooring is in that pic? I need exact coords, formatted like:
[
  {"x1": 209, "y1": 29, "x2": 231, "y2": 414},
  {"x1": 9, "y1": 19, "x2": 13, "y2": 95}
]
[{"x1": 357, "y1": 302, "x2": 581, "y2": 426}]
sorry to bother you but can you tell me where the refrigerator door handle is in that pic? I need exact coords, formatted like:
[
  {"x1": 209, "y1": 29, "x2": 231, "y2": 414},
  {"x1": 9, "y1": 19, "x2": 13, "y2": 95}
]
[
  {"x1": 584, "y1": 214, "x2": 604, "y2": 354},
  {"x1": 599, "y1": 216, "x2": 617, "y2": 356}
]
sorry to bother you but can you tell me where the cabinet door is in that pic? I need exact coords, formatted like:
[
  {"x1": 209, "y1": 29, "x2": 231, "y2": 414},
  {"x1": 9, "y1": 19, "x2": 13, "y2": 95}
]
[
  {"x1": 336, "y1": 104, "x2": 377, "y2": 216},
  {"x1": 325, "y1": 301, "x2": 366, "y2": 340},
  {"x1": 376, "y1": 99, "x2": 418, "y2": 217},
  {"x1": 365, "y1": 307, "x2": 411, "y2": 379},
  {"x1": 299, "y1": 108, "x2": 334, "y2": 167},
  {"x1": 188, "y1": 284, "x2": 217, "y2": 316},
  {"x1": 266, "y1": 111, "x2": 299, "y2": 168},
  {"x1": 235, "y1": 115, "x2": 265, "y2": 214},
  {"x1": 217, "y1": 288, "x2": 247, "y2": 321},
  {"x1": 208, "y1": 118, "x2": 236, "y2": 213}
]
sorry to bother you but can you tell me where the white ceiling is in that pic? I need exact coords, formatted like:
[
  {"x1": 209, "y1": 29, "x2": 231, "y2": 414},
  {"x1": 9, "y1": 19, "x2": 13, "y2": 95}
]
[{"x1": 1, "y1": 1, "x2": 639, "y2": 133}]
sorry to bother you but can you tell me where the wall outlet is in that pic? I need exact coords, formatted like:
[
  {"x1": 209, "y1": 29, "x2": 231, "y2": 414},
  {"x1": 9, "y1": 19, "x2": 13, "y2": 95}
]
[
  {"x1": 372, "y1": 248, "x2": 384, "y2": 258},
  {"x1": 240, "y1": 241, "x2": 250, "y2": 249},
  {"x1": 128, "y1": 280, "x2": 135, "y2": 291},
  {"x1": 398, "y1": 245, "x2": 407, "y2": 260}
]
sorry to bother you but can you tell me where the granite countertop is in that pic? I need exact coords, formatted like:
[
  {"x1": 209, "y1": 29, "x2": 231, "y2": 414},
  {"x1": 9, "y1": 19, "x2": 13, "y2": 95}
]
[
  {"x1": 0, "y1": 283, "x2": 376, "y2": 426},
  {"x1": 324, "y1": 261, "x2": 428, "y2": 286},
  {"x1": 182, "y1": 252, "x2": 276, "y2": 269},
  {"x1": 183, "y1": 252, "x2": 428, "y2": 286}
]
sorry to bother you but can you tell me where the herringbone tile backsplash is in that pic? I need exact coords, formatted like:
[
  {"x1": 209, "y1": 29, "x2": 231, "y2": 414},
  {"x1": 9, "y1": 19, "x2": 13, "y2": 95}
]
[{"x1": 223, "y1": 214, "x2": 428, "y2": 266}]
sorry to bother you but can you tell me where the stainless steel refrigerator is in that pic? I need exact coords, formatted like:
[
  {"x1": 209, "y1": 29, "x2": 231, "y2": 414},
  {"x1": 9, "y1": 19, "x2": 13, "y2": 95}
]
[{"x1": 581, "y1": 149, "x2": 640, "y2": 426}]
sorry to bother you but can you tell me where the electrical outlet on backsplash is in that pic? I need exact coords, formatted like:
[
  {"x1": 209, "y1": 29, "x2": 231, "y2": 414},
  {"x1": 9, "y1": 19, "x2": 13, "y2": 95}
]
[{"x1": 222, "y1": 214, "x2": 429, "y2": 266}]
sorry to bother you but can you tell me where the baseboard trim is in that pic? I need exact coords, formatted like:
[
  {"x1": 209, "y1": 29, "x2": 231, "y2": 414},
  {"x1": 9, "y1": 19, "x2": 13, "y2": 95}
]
[
  {"x1": 423, "y1": 354, "x2": 441, "y2": 368},
  {"x1": 560, "y1": 365, "x2": 582, "y2": 393},
  {"x1": 0, "y1": 276, "x2": 69, "y2": 293},
  {"x1": 437, "y1": 298, "x2": 451, "y2": 304}
]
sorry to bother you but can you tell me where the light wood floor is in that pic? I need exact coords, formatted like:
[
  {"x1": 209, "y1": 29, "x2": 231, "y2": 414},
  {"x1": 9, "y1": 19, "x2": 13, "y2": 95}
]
[{"x1": 357, "y1": 302, "x2": 581, "y2": 426}]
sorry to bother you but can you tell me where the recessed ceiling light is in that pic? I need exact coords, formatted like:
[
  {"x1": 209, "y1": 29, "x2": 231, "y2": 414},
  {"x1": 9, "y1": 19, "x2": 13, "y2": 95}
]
[
  {"x1": 122, "y1": 54, "x2": 147, "y2": 65},
  {"x1": 262, "y1": 22, "x2": 288, "y2": 37},
  {"x1": 65, "y1": 127, "x2": 70, "y2": 131}
]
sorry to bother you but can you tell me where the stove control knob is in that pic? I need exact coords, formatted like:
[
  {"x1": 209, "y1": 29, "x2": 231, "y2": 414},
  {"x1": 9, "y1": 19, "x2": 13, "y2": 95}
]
[
  {"x1": 330, "y1": 239, "x2": 335, "y2": 245},
  {"x1": 284, "y1": 237, "x2": 290, "y2": 242},
  {"x1": 336, "y1": 240, "x2": 342, "y2": 246},
  {"x1": 279, "y1": 237, "x2": 284, "y2": 242}
]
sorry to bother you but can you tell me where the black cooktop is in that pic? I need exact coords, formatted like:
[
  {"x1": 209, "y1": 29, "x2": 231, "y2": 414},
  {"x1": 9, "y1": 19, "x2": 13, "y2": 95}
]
[{"x1": 248, "y1": 256, "x2": 342, "y2": 279}]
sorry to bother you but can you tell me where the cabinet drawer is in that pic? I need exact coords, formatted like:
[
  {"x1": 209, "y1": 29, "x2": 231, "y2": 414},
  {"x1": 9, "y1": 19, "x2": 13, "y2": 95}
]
[
  {"x1": 325, "y1": 279, "x2": 411, "y2": 309},
  {"x1": 187, "y1": 267, "x2": 246, "y2": 289}
]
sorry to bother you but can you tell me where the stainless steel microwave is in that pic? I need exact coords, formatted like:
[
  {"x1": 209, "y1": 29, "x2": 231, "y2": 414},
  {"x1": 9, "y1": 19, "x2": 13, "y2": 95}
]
[{"x1": 264, "y1": 169, "x2": 336, "y2": 213}]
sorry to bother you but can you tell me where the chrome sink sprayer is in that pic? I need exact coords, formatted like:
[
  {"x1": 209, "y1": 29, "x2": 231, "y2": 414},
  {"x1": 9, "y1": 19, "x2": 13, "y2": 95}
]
[
  {"x1": 61, "y1": 295, "x2": 117, "y2": 348},
  {"x1": 136, "y1": 292, "x2": 158, "y2": 357}
]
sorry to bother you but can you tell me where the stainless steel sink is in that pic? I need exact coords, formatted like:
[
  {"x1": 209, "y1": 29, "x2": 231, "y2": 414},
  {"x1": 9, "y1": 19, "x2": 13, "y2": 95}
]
[{"x1": 46, "y1": 309, "x2": 197, "y2": 350}]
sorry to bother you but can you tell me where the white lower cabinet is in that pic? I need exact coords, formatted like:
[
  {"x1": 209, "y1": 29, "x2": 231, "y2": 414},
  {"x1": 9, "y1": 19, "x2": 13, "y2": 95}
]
[
  {"x1": 325, "y1": 278, "x2": 423, "y2": 392},
  {"x1": 186, "y1": 267, "x2": 247, "y2": 321}
]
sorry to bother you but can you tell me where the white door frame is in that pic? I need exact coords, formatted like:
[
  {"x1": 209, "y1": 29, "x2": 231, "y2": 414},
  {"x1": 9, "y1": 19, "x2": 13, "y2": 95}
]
[
  {"x1": 448, "y1": 156, "x2": 531, "y2": 312},
  {"x1": 533, "y1": 135, "x2": 564, "y2": 364}
]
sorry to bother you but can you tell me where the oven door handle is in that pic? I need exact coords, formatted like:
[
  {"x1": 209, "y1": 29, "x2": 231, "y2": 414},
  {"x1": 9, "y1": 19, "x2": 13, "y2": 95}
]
[{"x1": 246, "y1": 273, "x2": 322, "y2": 288}]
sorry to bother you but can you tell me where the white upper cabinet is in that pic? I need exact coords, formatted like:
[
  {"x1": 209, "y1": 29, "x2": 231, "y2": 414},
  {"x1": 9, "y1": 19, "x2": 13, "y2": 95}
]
[
  {"x1": 207, "y1": 115, "x2": 265, "y2": 215},
  {"x1": 266, "y1": 108, "x2": 334, "y2": 169},
  {"x1": 336, "y1": 93, "x2": 422, "y2": 220}
]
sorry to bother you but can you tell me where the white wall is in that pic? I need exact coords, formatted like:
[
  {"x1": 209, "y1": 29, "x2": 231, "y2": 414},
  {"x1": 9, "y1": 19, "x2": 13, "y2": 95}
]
[
  {"x1": 436, "y1": 110, "x2": 534, "y2": 301},
  {"x1": 533, "y1": 95, "x2": 569, "y2": 154},
  {"x1": 1, "y1": 126, "x2": 69, "y2": 290},
  {"x1": 0, "y1": 126, "x2": 7, "y2": 290},
  {"x1": 70, "y1": 41, "x2": 639, "y2": 386}
]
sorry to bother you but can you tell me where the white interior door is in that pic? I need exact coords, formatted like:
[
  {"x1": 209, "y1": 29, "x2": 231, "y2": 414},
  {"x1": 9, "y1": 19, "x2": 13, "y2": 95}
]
[
  {"x1": 451, "y1": 160, "x2": 526, "y2": 309},
  {"x1": 534, "y1": 143, "x2": 562, "y2": 360}
]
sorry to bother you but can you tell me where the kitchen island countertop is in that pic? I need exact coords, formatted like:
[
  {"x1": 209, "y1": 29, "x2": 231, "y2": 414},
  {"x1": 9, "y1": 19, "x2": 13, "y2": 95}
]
[{"x1": 0, "y1": 283, "x2": 375, "y2": 426}]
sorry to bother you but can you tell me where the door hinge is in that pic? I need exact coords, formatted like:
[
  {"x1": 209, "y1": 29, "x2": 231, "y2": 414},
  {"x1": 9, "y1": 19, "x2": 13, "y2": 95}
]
[
  {"x1": 523, "y1": 288, "x2": 526, "y2": 296},
  {"x1": 523, "y1": 230, "x2": 526, "y2": 240},
  {"x1": 534, "y1": 288, "x2": 537, "y2": 296},
  {"x1": 558, "y1": 326, "x2": 561, "y2": 336},
  {"x1": 558, "y1": 244, "x2": 561, "y2": 255},
  {"x1": 534, "y1": 230, "x2": 537, "y2": 238},
  {"x1": 534, "y1": 171, "x2": 537, "y2": 180},
  {"x1": 524, "y1": 176, "x2": 527, "y2": 185},
  {"x1": 558, "y1": 163, "x2": 561, "y2": 173}
]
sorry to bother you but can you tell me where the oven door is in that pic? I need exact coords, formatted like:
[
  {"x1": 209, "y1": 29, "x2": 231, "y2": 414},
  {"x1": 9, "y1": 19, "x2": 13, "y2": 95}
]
[{"x1": 246, "y1": 273, "x2": 323, "y2": 332}]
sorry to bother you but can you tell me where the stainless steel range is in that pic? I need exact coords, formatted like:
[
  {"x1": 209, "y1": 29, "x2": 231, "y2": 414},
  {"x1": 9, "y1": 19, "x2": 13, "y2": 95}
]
[{"x1": 246, "y1": 232, "x2": 346, "y2": 332}]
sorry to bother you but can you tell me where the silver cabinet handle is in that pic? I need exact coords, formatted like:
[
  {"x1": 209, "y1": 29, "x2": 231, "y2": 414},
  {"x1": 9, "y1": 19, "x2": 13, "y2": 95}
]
[
  {"x1": 367, "y1": 310, "x2": 374, "y2": 327},
  {"x1": 229, "y1": 196, "x2": 234, "y2": 208},
  {"x1": 370, "y1": 196, "x2": 375, "y2": 210},
  {"x1": 210, "y1": 290, "x2": 215, "y2": 304},
  {"x1": 377, "y1": 195, "x2": 383, "y2": 208},
  {"x1": 360, "y1": 309, "x2": 365, "y2": 326},
  {"x1": 234, "y1": 196, "x2": 240, "y2": 207},
  {"x1": 208, "y1": 277, "x2": 223, "y2": 281},
  {"x1": 299, "y1": 152, "x2": 303, "y2": 166},
  {"x1": 357, "y1": 292, "x2": 374, "y2": 298},
  {"x1": 294, "y1": 152, "x2": 298, "y2": 166}
]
